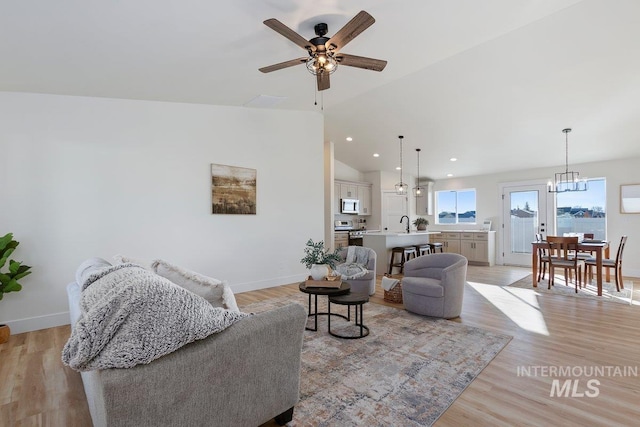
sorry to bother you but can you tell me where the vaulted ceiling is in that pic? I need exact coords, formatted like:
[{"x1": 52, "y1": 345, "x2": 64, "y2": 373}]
[{"x1": 2, "y1": 0, "x2": 639, "y2": 180}]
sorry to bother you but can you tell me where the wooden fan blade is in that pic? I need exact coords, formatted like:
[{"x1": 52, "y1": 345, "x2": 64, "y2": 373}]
[
  {"x1": 259, "y1": 57, "x2": 307, "y2": 73},
  {"x1": 264, "y1": 18, "x2": 315, "y2": 52},
  {"x1": 335, "y1": 53, "x2": 387, "y2": 71},
  {"x1": 317, "y1": 72, "x2": 330, "y2": 91},
  {"x1": 326, "y1": 11, "x2": 375, "y2": 52}
]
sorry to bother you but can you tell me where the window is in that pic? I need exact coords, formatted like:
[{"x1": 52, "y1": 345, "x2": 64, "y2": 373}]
[
  {"x1": 436, "y1": 189, "x2": 477, "y2": 224},
  {"x1": 555, "y1": 178, "x2": 606, "y2": 239}
]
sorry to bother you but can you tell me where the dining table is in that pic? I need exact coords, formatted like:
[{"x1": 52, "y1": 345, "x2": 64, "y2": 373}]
[{"x1": 531, "y1": 240, "x2": 610, "y2": 296}]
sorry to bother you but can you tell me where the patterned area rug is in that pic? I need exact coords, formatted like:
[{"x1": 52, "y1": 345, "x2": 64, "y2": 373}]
[
  {"x1": 508, "y1": 274, "x2": 637, "y2": 305},
  {"x1": 242, "y1": 294, "x2": 512, "y2": 426}
]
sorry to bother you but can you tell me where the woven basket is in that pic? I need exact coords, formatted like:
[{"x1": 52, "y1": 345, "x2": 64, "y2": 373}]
[{"x1": 383, "y1": 280, "x2": 403, "y2": 304}]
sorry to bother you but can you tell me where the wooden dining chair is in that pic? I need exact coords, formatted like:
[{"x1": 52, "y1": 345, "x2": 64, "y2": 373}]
[
  {"x1": 535, "y1": 233, "x2": 550, "y2": 283},
  {"x1": 575, "y1": 233, "x2": 596, "y2": 260},
  {"x1": 546, "y1": 236, "x2": 583, "y2": 293},
  {"x1": 585, "y1": 235, "x2": 628, "y2": 292}
]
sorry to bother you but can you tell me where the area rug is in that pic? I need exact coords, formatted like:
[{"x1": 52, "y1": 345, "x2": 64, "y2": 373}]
[
  {"x1": 242, "y1": 294, "x2": 512, "y2": 426},
  {"x1": 508, "y1": 274, "x2": 636, "y2": 305}
]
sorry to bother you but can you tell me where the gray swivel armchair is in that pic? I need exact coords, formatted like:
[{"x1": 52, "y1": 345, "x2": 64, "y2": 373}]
[
  {"x1": 336, "y1": 246, "x2": 377, "y2": 295},
  {"x1": 401, "y1": 253, "x2": 468, "y2": 319}
]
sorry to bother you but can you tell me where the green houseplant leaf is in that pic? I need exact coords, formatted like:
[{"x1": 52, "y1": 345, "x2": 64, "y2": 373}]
[
  {"x1": 0, "y1": 233, "x2": 32, "y2": 299},
  {"x1": 412, "y1": 218, "x2": 429, "y2": 226},
  {"x1": 300, "y1": 239, "x2": 342, "y2": 270}
]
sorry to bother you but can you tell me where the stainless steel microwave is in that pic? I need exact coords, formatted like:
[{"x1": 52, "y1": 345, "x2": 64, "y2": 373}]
[{"x1": 341, "y1": 198, "x2": 360, "y2": 214}]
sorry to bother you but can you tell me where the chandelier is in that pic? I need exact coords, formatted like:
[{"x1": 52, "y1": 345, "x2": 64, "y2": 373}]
[
  {"x1": 548, "y1": 128, "x2": 587, "y2": 193},
  {"x1": 413, "y1": 148, "x2": 424, "y2": 197},
  {"x1": 395, "y1": 136, "x2": 408, "y2": 195}
]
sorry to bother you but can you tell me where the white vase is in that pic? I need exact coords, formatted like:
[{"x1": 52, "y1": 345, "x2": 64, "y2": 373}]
[{"x1": 309, "y1": 264, "x2": 329, "y2": 280}]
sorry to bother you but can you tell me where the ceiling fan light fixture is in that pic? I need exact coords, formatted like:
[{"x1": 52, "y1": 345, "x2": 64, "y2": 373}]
[
  {"x1": 306, "y1": 53, "x2": 338, "y2": 75},
  {"x1": 260, "y1": 11, "x2": 386, "y2": 92}
]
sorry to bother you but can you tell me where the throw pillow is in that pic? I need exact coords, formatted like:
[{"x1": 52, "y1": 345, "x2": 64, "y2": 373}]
[
  {"x1": 75, "y1": 257, "x2": 113, "y2": 287},
  {"x1": 150, "y1": 259, "x2": 239, "y2": 312}
]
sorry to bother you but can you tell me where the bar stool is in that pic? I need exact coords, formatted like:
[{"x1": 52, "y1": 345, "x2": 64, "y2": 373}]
[
  {"x1": 388, "y1": 246, "x2": 417, "y2": 274},
  {"x1": 428, "y1": 243, "x2": 444, "y2": 253},
  {"x1": 415, "y1": 244, "x2": 431, "y2": 256}
]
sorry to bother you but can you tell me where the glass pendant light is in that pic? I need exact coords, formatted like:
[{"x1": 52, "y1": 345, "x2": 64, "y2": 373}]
[
  {"x1": 413, "y1": 148, "x2": 424, "y2": 197},
  {"x1": 395, "y1": 135, "x2": 408, "y2": 195}
]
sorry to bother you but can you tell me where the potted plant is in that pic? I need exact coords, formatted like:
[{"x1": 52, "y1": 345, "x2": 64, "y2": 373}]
[
  {"x1": 413, "y1": 217, "x2": 429, "y2": 231},
  {"x1": 0, "y1": 233, "x2": 32, "y2": 344},
  {"x1": 300, "y1": 239, "x2": 341, "y2": 280}
]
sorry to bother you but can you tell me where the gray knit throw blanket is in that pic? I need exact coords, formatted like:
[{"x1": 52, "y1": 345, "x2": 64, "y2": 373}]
[
  {"x1": 334, "y1": 246, "x2": 369, "y2": 279},
  {"x1": 62, "y1": 264, "x2": 249, "y2": 371}
]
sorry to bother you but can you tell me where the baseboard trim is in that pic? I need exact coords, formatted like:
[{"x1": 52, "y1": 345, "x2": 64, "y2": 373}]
[
  {"x1": 4, "y1": 311, "x2": 70, "y2": 335},
  {"x1": 3, "y1": 276, "x2": 306, "y2": 334},
  {"x1": 231, "y1": 274, "x2": 306, "y2": 294}
]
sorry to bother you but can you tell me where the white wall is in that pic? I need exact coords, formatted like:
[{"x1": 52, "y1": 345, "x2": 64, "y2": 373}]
[
  {"x1": 334, "y1": 159, "x2": 363, "y2": 182},
  {"x1": 367, "y1": 170, "x2": 420, "y2": 231},
  {"x1": 0, "y1": 92, "x2": 324, "y2": 333},
  {"x1": 430, "y1": 157, "x2": 640, "y2": 277}
]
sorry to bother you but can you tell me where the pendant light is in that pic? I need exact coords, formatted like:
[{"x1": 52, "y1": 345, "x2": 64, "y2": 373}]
[
  {"x1": 395, "y1": 135, "x2": 408, "y2": 195},
  {"x1": 547, "y1": 128, "x2": 588, "y2": 193},
  {"x1": 413, "y1": 148, "x2": 424, "y2": 197}
]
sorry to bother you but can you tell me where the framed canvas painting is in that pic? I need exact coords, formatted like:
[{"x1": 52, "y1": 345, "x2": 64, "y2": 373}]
[
  {"x1": 620, "y1": 184, "x2": 640, "y2": 214},
  {"x1": 211, "y1": 164, "x2": 256, "y2": 215}
]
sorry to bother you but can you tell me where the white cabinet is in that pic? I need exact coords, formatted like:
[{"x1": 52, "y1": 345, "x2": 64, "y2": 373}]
[
  {"x1": 334, "y1": 183, "x2": 341, "y2": 215},
  {"x1": 415, "y1": 181, "x2": 433, "y2": 215},
  {"x1": 432, "y1": 231, "x2": 495, "y2": 265},
  {"x1": 340, "y1": 183, "x2": 357, "y2": 199},
  {"x1": 335, "y1": 180, "x2": 372, "y2": 216},
  {"x1": 357, "y1": 184, "x2": 372, "y2": 216}
]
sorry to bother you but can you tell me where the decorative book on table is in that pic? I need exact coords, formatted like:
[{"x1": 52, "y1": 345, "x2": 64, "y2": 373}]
[{"x1": 304, "y1": 276, "x2": 342, "y2": 288}]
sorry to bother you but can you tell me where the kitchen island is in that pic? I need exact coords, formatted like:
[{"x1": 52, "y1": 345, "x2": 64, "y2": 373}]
[{"x1": 363, "y1": 231, "x2": 441, "y2": 275}]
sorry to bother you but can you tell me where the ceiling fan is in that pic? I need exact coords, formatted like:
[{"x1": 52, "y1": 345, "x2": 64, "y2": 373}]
[{"x1": 259, "y1": 10, "x2": 387, "y2": 91}]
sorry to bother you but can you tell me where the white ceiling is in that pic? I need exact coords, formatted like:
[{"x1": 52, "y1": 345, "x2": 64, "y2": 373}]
[{"x1": 2, "y1": 0, "x2": 639, "y2": 180}]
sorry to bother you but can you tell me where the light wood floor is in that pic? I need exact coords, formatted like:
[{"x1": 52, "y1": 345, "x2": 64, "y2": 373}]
[{"x1": 1, "y1": 266, "x2": 639, "y2": 427}]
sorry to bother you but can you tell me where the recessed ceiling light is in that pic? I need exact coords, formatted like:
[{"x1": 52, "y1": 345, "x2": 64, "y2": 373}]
[
  {"x1": 373, "y1": 153, "x2": 380, "y2": 157},
  {"x1": 450, "y1": 157, "x2": 457, "y2": 162},
  {"x1": 346, "y1": 137, "x2": 353, "y2": 142},
  {"x1": 396, "y1": 167, "x2": 402, "y2": 170},
  {"x1": 447, "y1": 173, "x2": 453, "y2": 177}
]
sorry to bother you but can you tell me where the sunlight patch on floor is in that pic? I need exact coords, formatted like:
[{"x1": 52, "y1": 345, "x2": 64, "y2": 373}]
[
  {"x1": 534, "y1": 276, "x2": 638, "y2": 306},
  {"x1": 468, "y1": 281, "x2": 550, "y2": 335}
]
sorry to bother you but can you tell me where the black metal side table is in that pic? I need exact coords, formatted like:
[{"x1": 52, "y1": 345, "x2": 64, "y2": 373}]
[
  {"x1": 328, "y1": 292, "x2": 370, "y2": 339},
  {"x1": 298, "y1": 282, "x2": 351, "y2": 332}
]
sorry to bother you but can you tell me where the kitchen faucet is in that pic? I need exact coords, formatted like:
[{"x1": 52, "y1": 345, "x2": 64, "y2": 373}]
[{"x1": 400, "y1": 215, "x2": 410, "y2": 233}]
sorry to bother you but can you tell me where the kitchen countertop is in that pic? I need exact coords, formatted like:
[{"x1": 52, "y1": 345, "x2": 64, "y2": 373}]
[
  {"x1": 430, "y1": 230, "x2": 493, "y2": 233},
  {"x1": 364, "y1": 231, "x2": 441, "y2": 236}
]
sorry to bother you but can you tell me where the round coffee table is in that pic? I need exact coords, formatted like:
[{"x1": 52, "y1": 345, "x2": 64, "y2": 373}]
[
  {"x1": 328, "y1": 293, "x2": 370, "y2": 339},
  {"x1": 299, "y1": 282, "x2": 350, "y2": 332}
]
